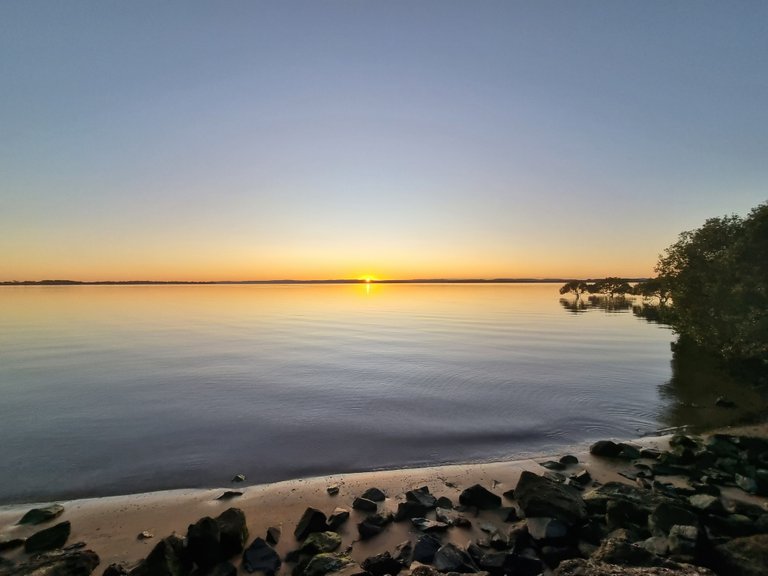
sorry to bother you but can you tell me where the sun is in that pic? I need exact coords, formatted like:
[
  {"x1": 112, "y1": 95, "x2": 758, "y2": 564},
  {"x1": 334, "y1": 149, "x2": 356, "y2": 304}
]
[{"x1": 358, "y1": 275, "x2": 377, "y2": 283}]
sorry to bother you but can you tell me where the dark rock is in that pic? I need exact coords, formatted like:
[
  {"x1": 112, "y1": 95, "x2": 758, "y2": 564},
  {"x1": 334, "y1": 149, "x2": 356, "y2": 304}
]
[
  {"x1": 515, "y1": 471, "x2": 587, "y2": 525},
  {"x1": 640, "y1": 448, "x2": 662, "y2": 459},
  {"x1": 25, "y1": 521, "x2": 71, "y2": 553},
  {"x1": 411, "y1": 518, "x2": 449, "y2": 533},
  {"x1": 433, "y1": 543, "x2": 477, "y2": 573},
  {"x1": 361, "y1": 552, "x2": 401, "y2": 576},
  {"x1": 706, "y1": 435, "x2": 741, "y2": 458},
  {"x1": 215, "y1": 491, "x2": 243, "y2": 501},
  {"x1": 648, "y1": 503, "x2": 698, "y2": 536},
  {"x1": 668, "y1": 524, "x2": 698, "y2": 558},
  {"x1": 715, "y1": 396, "x2": 736, "y2": 408},
  {"x1": 569, "y1": 470, "x2": 591, "y2": 487},
  {"x1": 605, "y1": 499, "x2": 648, "y2": 531},
  {"x1": 326, "y1": 485, "x2": 340, "y2": 496},
  {"x1": 705, "y1": 513, "x2": 760, "y2": 538},
  {"x1": 0, "y1": 548, "x2": 99, "y2": 576},
  {"x1": 187, "y1": 517, "x2": 221, "y2": 570},
  {"x1": 196, "y1": 562, "x2": 237, "y2": 576},
  {"x1": 0, "y1": 539, "x2": 23, "y2": 552},
  {"x1": 539, "y1": 544, "x2": 580, "y2": 567},
  {"x1": 459, "y1": 484, "x2": 501, "y2": 510},
  {"x1": 294, "y1": 508, "x2": 328, "y2": 541},
  {"x1": 640, "y1": 536, "x2": 670, "y2": 556},
  {"x1": 216, "y1": 508, "x2": 248, "y2": 558},
  {"x1": 231, "y1": 474, "x2": 245, "y2": 483},
  {"x1": 477, "y1": 551, "x2": 507, "y2": 574},
  {"x1": 405, "y1": 487, "x2": 437, "y2": 509},
  {"x1": 352, "y1": 498, "x2": 378, "y2": 512},
  {"x1": 501, "y1": 489, "x2": 515, "y2": 500},
  {"x1": 583, "y1": 482, "x2": 656, "y2": 514},
  {"x1": 300, "y1": 532, "x2": 341, "y2": 555},
  {"x1": 560, "y1": 455, "x2": 579, "y2": 465},
  {"x1": 735, "y1": 472, "x2": 758, "y2": 494},
  {"x1": 590, "y1": 538, "x2": 671, "y2": 567},
  {"x1": 504, "y1": 552, "x2": 543, "y2": 576},
  {"x1": 688, "y1": 494, "x2": 725, "y2": 515},
  {"x1": 103, "y1": 563, "x2": 131, "y2": 576},
  {"x1": 499, "y1": 507, "x2": 519, "y2": 522},
  {"x1": 361, "y1": 488, "x2": 386, "y2": 502},
  {"x1": 327, "y1": 508, "x2": 350, "y2": 531},
  {"x1": 526, "y1": 517, "x2": 569, "y2": 543},
  {"x1": 242, "y1": 538, "x2": 281, "y2": 575},
  {"x1": 302, "y1": 554, "x2": 351, "y2": 576},
  {"x1": 670, "y1": 434, "x2": 699, "y2": 450},
  {"x1": 435, "y1": 497, "x2": 453, "y2": 509},
  {"x1": 394, "y1": 540, "x2": 413, "y2": 566},
  {"x1": 618, "y1": 443, "x2": 642, "y2": 459},
  {"x1": 18, "y1": 504, "x2": 65, "y2": 525},
  {"x1": 454, "y1": 516, "x2": 472, "y2": 529},
  {"x1": 553, "y1": 558, "x2": 714, "y2": 575},
  {"x1": 543, "y1": 471, "x2": 567, "y2": 483},
  {"x1": 590, "y1": 440, "x2": 623, "y2": 458},
  {"x1": 413, "y1": 534, "x2": 442, "y2": 564},
  {"x1": 394, "y1": 501, "x2": 430, "y2": 521},
  {"x1": 540, "y1": 460, "x2": 566, "y2": 471},
  {"x1": 130, "y1": 535, "x2": 191, "y2": 576},
  {"x1": 266, "y1": 527, "x2": 281, "y2": 546},
  {"x1": 714, "y1": 533, "x2": 768, "y2": 576},
  {"x1": 357, "y1": 514, "x2": 391, "y2": 540}
]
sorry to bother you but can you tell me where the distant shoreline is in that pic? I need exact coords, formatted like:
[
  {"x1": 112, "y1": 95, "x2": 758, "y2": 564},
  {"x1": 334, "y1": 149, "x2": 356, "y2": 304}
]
[{"x1": 0, "y1": 277, "x2": 649, "y2": 286}]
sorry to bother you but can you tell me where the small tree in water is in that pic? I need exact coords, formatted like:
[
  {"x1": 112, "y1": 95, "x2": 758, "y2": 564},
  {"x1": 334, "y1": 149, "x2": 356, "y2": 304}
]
[{"x1": 559, "y1": 280, "x2": 589, "y2": 300}]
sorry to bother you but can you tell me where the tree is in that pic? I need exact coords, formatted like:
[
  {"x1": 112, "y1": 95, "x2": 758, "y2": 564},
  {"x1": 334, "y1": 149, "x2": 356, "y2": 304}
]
[
  {"x1": 559, "y1": 280, "x2": 589, "y2": 299},
  {"x1": 655, "y1": 202, "x2": 768, "y2": 363},
  {"x1": 633, "y1": 277, "x2": 672, "y2": 305},
  {"x1": 591, "y1": 277, "x2": 633, "y2": 298}
]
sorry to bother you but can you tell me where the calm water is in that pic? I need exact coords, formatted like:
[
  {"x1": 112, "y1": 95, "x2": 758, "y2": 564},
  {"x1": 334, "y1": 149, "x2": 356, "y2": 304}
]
[{"x1": 0, "y1": 283, "x2": 750, "y2": 503}]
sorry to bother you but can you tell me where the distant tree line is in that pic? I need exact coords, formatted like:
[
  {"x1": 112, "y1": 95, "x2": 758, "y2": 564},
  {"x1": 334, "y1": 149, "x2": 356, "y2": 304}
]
[{"x1": 561, "y1": 201, "x2": 767, "y2": 366}]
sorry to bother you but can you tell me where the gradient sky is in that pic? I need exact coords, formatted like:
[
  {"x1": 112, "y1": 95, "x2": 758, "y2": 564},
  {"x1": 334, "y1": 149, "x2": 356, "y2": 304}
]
[{"x1": 2, "y1": 1, "x2": 766, "y2": 281}]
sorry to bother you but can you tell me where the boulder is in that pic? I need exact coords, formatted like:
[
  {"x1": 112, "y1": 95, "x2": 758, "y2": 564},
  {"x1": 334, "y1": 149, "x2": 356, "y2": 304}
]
[
  {"x1": 413, "y1": 534, "x2": 442, "y2": 564},
  {"x1": 394, "y1": 540, "x2": 413, "y2": 566},
  {"x1": 668, "y1": 524, "x2": 698, "y2": 558},
  {"x1": 352, "y1": 498, "x2": 377, "y2": 512},
  {"x1": 590, "y1": 538, "x2": 672, "y2": 568},
  {"x1": 394, "y1": 501, "x2": 430, "y2": 521},
  {"x1": 405, "y1": 487, "x2": 437, "y2": 509},
  {"x1": 559, "y1": 455, "x2": 579, "y2": 465},
  {"x1": 410, "y1": 518, "x2": 449, "y2": 533},
  {"x1": 361, "y1": 488, "x2": 386, "y2": 502},
  {"x1": 648, "y1": 503, "x2": 698, "y2": 536},
  {"x1": 25, "y1": 521, "x2": 71, "y2": 553},
  {"x1": 361, "y1": 552, "x2": 402, "y2": 576},
  {"x1": 526, "y1": 517, "x2": 569, "y2": 543},
  {"x1": 713, "y1": 534, "x2": 768, "y2": 576},
  {"x1": 300, "y1": 532, "x2": 342, "y2": 555},
  {"x1": 0, "y1": 539, "x2": 23, "y2": 552},
  {"x1": 0, "y1": 548, "x2": 99, "y2": 576},
  {"x1": 130, "y1": 536, "x2": 191, "y2": 576},
  {"x1": 357, "y1": 514, "x2": 391, "y2": 540},
  {"x1": 187, "y1": 517, "x2": 221, "y2": 570},
  {"x1": 327, "y1": 508, "x2": 350, "y2": 531},
  {"x1": 432, "y1": 543, "x2": 477, "y2": 573},
  {"x1": 18, "y1": 504, "x2": 65, "y2": 525},
  {"x1": 590, "y1": 440, "x2": 623, "y2": 458},
  {"x1": 458, "y1": 484, "x2": 501, "y2": 510},
  {"x1": 303, "y1": 554, "x2": 351, "y2": 576},
  {"x1": 295, "y1": 508, "x2": 328, "y2": 541},
  {"x1": 266, "y1": 527, "x2": 281, "y2": 546},
  {"x1": 435, "y1": 497, "x2": 453, "y2": 509},
  {"x1": 514, "y1": 471, "x2": 587, "y2": 525},
  {"x1": 216, "y1": 508, "x2": 248, "y2": 558},
  {"x1": 242, "y1": 538, "x2": 281, "y2": 576},
  {"x1": 553, "y1": 558, "x2": 715, "y2": 575},
  {"x1": 605, "y1": 499, "x2": 649, "y2": 531}
]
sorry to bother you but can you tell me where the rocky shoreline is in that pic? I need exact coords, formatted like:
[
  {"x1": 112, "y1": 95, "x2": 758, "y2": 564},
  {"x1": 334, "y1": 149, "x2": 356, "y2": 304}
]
[{"x1": 1, "y1": 430, "x2": 767, "y2": 576}]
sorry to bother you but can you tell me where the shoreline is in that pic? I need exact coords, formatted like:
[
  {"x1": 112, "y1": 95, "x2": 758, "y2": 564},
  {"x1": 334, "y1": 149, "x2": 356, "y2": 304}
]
[{"x1": 2, "y1": 423, "x2": 766, "y2": 575}]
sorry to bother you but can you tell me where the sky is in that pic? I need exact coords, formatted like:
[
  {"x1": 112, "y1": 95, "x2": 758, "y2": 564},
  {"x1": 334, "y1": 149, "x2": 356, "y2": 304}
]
[{"x1": 1, "y1": 1, "x2": 766, "y2": 281}]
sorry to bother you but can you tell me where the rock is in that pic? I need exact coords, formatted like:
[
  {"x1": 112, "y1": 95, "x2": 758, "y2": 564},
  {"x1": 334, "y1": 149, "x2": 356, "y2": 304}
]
[
  {"x1": 526, "y1": 517, "x2": 569, "y2": 542},
  {"x1": 266, "y1": 527, "x2": 281, "y2": 546},
  {"x1": 413, "y1": 534, "x2": 442, "y2": 564},
  {"x1": 199, "y1": 562, "x2": 237, "y2": 576},
  {"x1": 553, "y1": 558, "x2": 715, "y2": 575},
  {"x1": 303, "y1": 554, "x2": 351, "y2": 576},
  {"x1": 295, "y1": 508, "x2": 328, "y2": 540},
  {"x1": 352, "y1": 498, "x2": 378, "y2": 512},
  {"x1": 394, "y1": 540, "x2": 413, "y2": 566},
  {"x1": 327, "y1": 508, "x2": 350, "y2": 531},
  {"x1": 130, "y1": 535, "x2": 191, "y2": 576},
  {"x1": 590, "y1": 440, "x2": 623, "y2": 458},
  {"x1": 515, "y1": 471, "x2": 587, "y2": 525},
  {"x1": 715, "y1": 396, "x2": 736, "y2": 408},
  {"x1": 405, "y1": 487, "x2": 437, "y2": 509},
  {"x1": 301, "y1": 532, "x2": 342, "y2": 555},
  {"x1": 714, "y1": 533, "x2": 768, "y2": 576},
  {"x1": 361, "y1": 552, "x2": 402, "y2": 576},
  {"x1": 477, "y1": 550, "x2": 507, "y2": 574},
  {"x1": 216, "y1": 508, "x2": 248, "y2": 558},
  {"x1": 25, "y1": 521, "x2": 71, "y2": 553},
  {"x1": 618, "y1": 443, "x2": 642, "y2": 459},
  {"x1": 735, "y1": 473, "x2": 758, "y2": 494},
  {"x1": 569, "y1": 470, "x2": 592, "y2": 487},
  {"x1": 0, "y1": 548, "x2": 99, "y2": 576},
  {"x1": 187, "y1": 517, "x2": 221, "y2": 570},
  {"x1": 668, "y1": 524, "x2": 698, "y2": 558},
  {"x1": 18, "y1": 504, "x2": 65, "y2": 525},
  {"x1": 411, "y1": 518, "x2": 449, "y2": 533},
  {"x1": 242, "y1": 538, "x2": 281, "y2": 575},
  {"x1": 436, "y1": 497, "x2": 453, "y2": 509},
  {"x1": 540, "y1": 460, "x2": 566, "y2": 471},
  {"x1": 640, "y1": 448, "x2": 662, "y2": 459},
  {"x1": 433, "y1": 543, "x2": 477, "y2": 573},
  {"x1": 560, "y1": 455, "x2": 579, "y2": 465},
  {"x1": 640, "y1": 536, "x2": 669, "y2": 556},
  {"x1": 705, "y1": 513, "x2": 759, "y2": 538},
  {"x1": 327, "y1": 485, "x2": 340, "y2": 496},
  {"x1": 138, "y1": 531, "x2": 154, "y2": 540},
  {"x1": 361, "y1": 488, "x2": 386, "y2": 502},
  {"x1": 231, "y1": 474, "x2": 246, "y2": 483},
  {"x1": 688, "y1": 494, "x2": 725, "y2": 515},
  {"x1": 216, "y1": 491, "x2": 243, "y2": 501},
  {"x1": 590, "y1": 538, "x2": 672, "y2": 567},
  {"x1": 459, "y1": 484, "x2": 501, "y2": 510},
  {"x1": 605, "y1": 499, "x2": 648, "y2": 531},
  {"x1": 0, "y1": 539, "x2": 24, "y2": 552},
  {"x1": 103, "y1": 563, "x2": 130, "y2": 576},
  {"x1": 394, "y1": 502, "x2": 430, "y2": 521},
  {"x1": 357, "y1": 514, "x2": 391, "y2": 540},
  {"x1": 648, "y1": 503, "x2": 697, "y2": 536}
]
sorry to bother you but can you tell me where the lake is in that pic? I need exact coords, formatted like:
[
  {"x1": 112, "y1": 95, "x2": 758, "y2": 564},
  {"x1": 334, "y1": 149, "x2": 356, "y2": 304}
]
[{"x1": 0, "y1": 283, "x2": 760, "y2": 503}]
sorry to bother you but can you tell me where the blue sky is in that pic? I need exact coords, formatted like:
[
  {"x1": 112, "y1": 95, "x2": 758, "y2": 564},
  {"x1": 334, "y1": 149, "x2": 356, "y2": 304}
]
[{"x1": 2, "y1": 1, "x2": 766, "y2": 280}]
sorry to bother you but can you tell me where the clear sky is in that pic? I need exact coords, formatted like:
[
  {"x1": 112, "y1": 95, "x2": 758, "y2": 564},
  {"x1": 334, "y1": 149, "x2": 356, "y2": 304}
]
[{"x1": 2, "y1": 1, "x2": 766, "y2": 281}]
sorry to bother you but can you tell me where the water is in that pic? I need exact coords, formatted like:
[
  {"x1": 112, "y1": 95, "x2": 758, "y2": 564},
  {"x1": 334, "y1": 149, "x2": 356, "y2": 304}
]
[{"x1": 0, "y1": 283, "x2": 749, "y2": 503}]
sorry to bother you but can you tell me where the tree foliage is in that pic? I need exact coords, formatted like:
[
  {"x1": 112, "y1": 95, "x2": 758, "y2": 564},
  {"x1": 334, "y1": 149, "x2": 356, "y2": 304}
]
[
  {"x1": 559, "y1": 280, "x2": 589, "y2": 299},
  {"x1": 655, "y1": 202, "x2": 768, "y2": 363}
]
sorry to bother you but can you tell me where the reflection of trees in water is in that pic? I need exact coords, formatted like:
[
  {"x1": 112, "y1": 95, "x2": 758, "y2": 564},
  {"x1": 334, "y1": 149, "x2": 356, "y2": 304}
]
[{"x1": 560, "y1": 296, "x2": 768, "y2": 431}]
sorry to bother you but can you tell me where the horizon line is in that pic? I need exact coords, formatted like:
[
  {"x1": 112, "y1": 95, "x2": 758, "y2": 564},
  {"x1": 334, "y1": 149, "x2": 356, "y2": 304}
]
[{"x1": 0, "y1": 276, "x2": 650, "y2": 286}]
